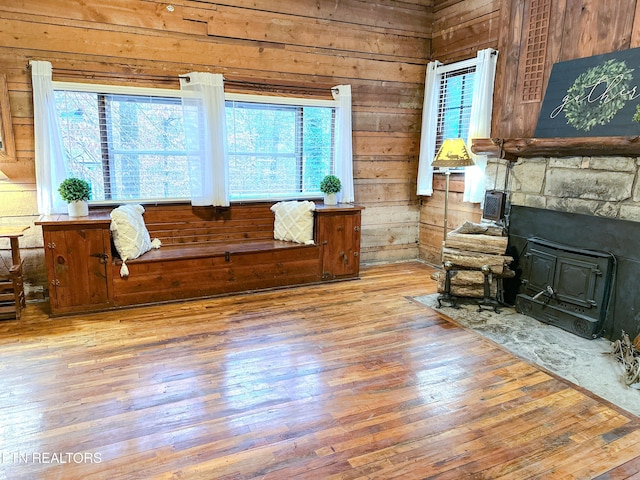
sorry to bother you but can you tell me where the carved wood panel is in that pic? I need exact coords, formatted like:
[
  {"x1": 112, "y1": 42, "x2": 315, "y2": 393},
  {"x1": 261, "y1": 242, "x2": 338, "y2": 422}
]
[{"x1": 518, "y1": 0, "x2": 551, "y2": 103}]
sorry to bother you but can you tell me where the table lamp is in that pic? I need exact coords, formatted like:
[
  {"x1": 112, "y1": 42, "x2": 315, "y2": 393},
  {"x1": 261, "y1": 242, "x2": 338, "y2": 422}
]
[{"x1": 431, "y1": 138, "x2": 475, "y2": 240}]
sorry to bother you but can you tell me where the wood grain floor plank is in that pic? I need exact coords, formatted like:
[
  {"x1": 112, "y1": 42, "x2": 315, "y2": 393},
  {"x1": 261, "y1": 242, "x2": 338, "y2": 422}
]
[{"x1": 0, "y1": 262, "x2": 638, "y2": 479}]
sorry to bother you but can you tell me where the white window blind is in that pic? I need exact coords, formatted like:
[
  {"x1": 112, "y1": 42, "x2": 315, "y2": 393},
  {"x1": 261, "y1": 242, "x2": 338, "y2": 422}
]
[
  {"x1": 417, "y1": 50, "x2": 497, "y2": 198},
  {"x1": 435, "y1": 65, "x2": 476, "y2": 158},
  {"x1": 55, "y1": 88, "x2": 190, "y2": 202},
  {"x1": 226, "y1": 100, "x2": 335, "y2": 200},
  {"x1": 53, "y1": 82, "x2": 338, "y2": 204}
]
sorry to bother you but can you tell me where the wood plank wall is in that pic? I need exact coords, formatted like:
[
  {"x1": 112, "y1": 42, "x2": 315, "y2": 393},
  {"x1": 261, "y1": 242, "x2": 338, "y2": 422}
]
[
  {"x1": 0, "y1": 0, "x2": 433, "y2": 295},
  {"x1": 419, "y1": 0, "x2": 500, "y2": 264},
  {"x1": 10, "y1": 0, "x2": 638, "y2": 290}
]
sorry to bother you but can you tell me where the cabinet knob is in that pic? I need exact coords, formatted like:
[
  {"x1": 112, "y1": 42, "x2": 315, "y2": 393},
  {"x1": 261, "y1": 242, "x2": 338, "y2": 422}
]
[
  {"x1": 47, "y1": 242, "x2": 56, "y2": 249},
  {"x1": 50, "y1": 279, "x2": 60, "y2": 287},
  {"x1": 90, "y1": 253, "x2": 109, "y2": 264},
  {"x1": 354, "y1": 226, "x2": 360, "y2": 232}
]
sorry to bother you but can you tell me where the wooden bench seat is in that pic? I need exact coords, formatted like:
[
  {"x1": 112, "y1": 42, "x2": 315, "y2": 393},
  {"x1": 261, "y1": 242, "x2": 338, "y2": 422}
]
[
  {"x1": 120, "y1": 239, "x2": 307, "y2": 263},
  {"x1": 110, "y1": 203, "x2": 323, "y2": 307},
  {"x1": 37, "y1": 202, "x2": 362, "y2": 315}
]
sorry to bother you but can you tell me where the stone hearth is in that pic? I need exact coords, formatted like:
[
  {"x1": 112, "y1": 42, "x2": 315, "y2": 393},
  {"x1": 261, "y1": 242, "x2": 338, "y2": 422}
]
[{"x1": 415, "y1": 294, "x2": 640, "y2": 417}]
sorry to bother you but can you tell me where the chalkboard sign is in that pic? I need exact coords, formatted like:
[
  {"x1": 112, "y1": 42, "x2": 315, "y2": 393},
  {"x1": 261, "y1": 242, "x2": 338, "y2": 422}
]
[{"x1": 535, "y1": 47, "x2": 640, "y2": 138}]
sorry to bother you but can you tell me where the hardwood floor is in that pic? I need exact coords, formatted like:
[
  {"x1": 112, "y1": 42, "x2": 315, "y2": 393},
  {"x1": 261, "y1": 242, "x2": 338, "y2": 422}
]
[{"x1": 1, "y1": 261, "x2": 639, "y2": 479}]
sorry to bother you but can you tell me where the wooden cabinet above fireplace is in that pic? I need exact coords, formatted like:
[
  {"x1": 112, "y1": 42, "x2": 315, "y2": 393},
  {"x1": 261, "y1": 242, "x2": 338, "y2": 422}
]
[{"x1": 472, "y1": 136, "x2": 640, "y2": 161}]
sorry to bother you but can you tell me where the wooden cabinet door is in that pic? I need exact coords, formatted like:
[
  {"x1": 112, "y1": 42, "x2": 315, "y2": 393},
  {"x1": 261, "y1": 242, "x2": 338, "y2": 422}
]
[
  {"x1": 44, "y1": 227, "x2": 111, "y2": 313},
  {"x1": 317, "y1": 210, "x2": 361, "y2": 279}
]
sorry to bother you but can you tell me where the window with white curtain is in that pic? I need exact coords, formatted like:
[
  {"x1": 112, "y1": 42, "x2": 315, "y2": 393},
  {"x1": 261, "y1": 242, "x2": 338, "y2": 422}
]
[
  {"x1": 417, "y1": 49, "x2": 497, "y2": 200},
  {"x1": 52, "y1": 82, "x2": 337, "y2": 203}
]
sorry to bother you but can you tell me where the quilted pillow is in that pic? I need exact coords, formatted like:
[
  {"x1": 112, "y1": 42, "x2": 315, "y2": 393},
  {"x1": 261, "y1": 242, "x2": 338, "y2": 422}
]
[
  {"x1": 271, "y1": 201, "x2": 316, "y2": 245},
  {"x1": 110, "y1": 204, "x2": 161, "y2": 277}
]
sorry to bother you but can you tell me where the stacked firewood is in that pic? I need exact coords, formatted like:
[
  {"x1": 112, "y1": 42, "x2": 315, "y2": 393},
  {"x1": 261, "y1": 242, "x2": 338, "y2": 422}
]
[{"x1": 432, "y1": 221, "x2": 514, "y2": 298}]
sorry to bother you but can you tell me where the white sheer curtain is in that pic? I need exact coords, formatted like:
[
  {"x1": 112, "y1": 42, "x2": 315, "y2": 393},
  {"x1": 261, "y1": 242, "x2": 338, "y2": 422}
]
[
  {"x1": 31, "y1": 60, "x2": 68, "y2": 215},
  {"x1": 180, "y1": 72, "x2": 229, "y2": 207},
  {"x1": 332, "y1": 84, "x2": 354, "y2": 203},
  {"x1": 416, "y1": 61, "x2": 442, "y2": 196},
  {"x1": 464, "y1": 48, "x2": 498, "y2": 203}
]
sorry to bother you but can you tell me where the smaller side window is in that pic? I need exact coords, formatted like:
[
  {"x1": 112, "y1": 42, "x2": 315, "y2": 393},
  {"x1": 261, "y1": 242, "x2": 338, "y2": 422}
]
[{"x1": 434, "y1": 63, "x2": 476, "y2": 172}]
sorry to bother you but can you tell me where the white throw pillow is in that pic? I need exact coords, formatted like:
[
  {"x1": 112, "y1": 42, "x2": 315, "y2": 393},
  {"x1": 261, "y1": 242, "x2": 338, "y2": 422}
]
[
  {"x1": 110, "y1": 204, "x2": 161, "y2": 277},
  {"x1": 271, "y1": 201, "x2": 316, "y2": 245}
]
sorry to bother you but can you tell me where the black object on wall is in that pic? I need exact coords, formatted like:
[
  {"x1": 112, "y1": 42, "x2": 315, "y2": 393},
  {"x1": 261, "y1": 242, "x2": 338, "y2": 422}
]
[
  {"x1": 507, "y1": 205, "x2": 640, "y2": 341},
  {"x1": 482, "y1": 190, "x2": 507, "y2": 221}
]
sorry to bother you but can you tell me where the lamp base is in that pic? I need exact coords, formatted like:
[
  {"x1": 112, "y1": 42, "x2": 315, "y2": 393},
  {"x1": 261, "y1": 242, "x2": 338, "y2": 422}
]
[{"x1": 443, "y1": 168, "x2": 450, "y2": 241}]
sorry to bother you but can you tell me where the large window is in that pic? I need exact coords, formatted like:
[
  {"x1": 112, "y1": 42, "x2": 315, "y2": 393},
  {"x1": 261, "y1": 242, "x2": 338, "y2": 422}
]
[
  {"x1": 55, "y1": 90, "x2": 189, "y2": 201},
  {"x1": 226, "y1": 100, "x2": 335, "y2": 200},
  {"x1": 53, "y1": 83, "x2": 336, "y2": 203}
]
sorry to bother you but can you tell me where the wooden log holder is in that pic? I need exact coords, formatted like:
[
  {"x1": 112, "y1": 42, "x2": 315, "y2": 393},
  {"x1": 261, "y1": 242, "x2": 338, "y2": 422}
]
[
  {"x1": 436, "y1": 261, "x2": 459, "y2": 309},
  {"x1": 435, "y1": 221, "x2": 514, "y2": 312}
]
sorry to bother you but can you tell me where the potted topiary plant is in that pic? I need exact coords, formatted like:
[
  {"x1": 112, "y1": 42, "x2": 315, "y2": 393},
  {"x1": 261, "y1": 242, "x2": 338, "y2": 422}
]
[
  {"x1": 58, "y1": 177, "x2": 91, "y2": 217},
  {"x1": 320, "y1": 174, "x2": 341, "y2": 205}
]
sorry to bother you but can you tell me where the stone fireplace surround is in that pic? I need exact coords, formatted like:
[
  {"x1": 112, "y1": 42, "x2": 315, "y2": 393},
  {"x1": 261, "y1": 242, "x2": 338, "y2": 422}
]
[{"x1": 486, "y1": 155, "x2": 640, "y2": 341}]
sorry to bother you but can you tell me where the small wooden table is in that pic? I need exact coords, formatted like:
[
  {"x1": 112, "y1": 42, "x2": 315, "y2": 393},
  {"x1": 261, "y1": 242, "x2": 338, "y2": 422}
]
[
  {"x1": 0, "y1": 225, "x2": 29, "y2": 319},
  {"x1": 0, "y1": 226, "x2": 29, "y2": 263}
]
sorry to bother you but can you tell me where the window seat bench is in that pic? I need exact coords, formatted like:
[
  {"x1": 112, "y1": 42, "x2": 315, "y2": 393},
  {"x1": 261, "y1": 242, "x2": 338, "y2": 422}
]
[
  {"x1": 113, "y1": 238, "x2": 321, "y2": 307},
  {"x1": 37, "y1": 202, "x2": 363, "y2": 316}
]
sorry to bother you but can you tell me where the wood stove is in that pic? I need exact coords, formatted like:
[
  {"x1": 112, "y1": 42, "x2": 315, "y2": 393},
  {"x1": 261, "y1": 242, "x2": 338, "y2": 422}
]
[{"x1": 515, "y1": 237, "x2": 615, "y2": 339}]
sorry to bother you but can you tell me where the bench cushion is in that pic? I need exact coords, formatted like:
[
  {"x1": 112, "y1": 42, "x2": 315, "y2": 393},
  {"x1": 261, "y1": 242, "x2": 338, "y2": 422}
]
[
  {"x1": 271, "y1": 200, "x2": 315, "y2": 244},
  {"x1": 110, "y1": 204, "x2": 161, "y2": 276}
]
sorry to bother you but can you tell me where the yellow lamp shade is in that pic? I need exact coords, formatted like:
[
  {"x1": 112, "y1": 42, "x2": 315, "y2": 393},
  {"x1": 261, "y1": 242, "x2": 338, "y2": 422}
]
[{"x1": 432, "y1": 138, "x2": 475, "y2": 168}]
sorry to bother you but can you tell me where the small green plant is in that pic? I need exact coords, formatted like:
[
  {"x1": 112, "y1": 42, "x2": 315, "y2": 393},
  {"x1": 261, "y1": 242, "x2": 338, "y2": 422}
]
[
  {"x1": 319, "y1": 175, "x2": 341, "y2": 194},
  {"x1": 58, "y1": 177, "x2": 91, "y2": 203}
]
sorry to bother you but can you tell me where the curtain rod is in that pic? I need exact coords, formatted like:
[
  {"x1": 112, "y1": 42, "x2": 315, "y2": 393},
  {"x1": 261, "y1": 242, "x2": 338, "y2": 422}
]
[
  {"x1": 39, "y1": 65, "x2": 333, "y2": 97},
  {"x1": 180, "y1": 74, "x2": 333, "y2": 96}
]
